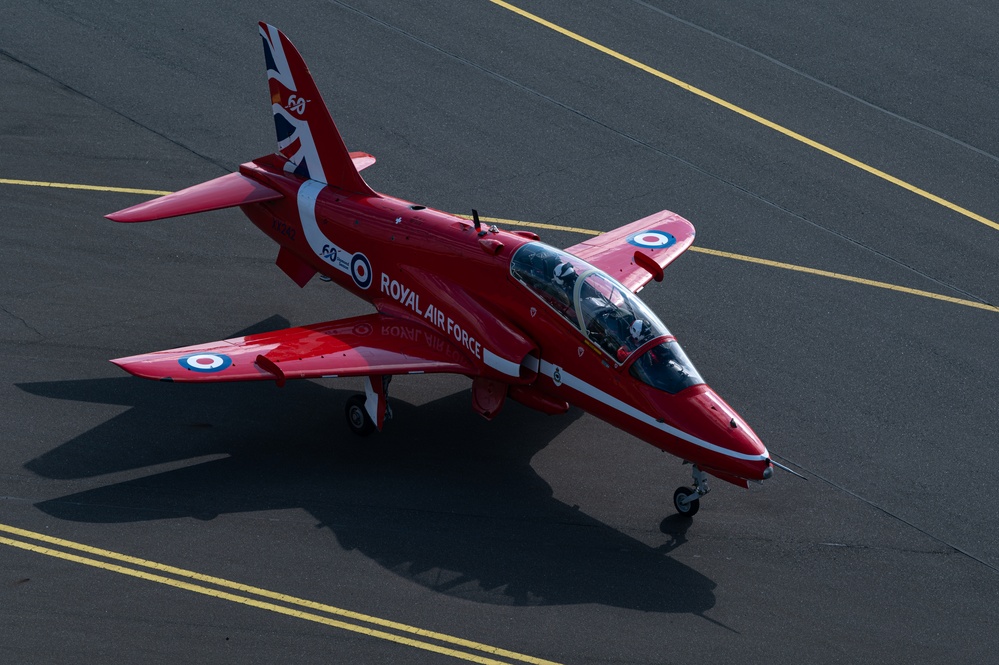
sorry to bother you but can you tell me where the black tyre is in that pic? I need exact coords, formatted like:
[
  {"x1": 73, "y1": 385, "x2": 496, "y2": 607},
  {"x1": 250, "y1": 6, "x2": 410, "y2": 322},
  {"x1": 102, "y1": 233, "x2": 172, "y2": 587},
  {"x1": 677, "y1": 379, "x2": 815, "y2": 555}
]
[
  {"x1": 345, "y1": 394, "x2": 375, "y2": 436},
  {"x1": 673, "y1": 486, "x2": 700, "y2": 517}
]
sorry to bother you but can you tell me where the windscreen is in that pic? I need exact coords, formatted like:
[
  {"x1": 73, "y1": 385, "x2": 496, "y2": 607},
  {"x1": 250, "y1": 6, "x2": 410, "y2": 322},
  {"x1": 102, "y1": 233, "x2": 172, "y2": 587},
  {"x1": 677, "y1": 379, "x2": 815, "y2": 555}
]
[
  {"x1": 510, "y1": 242, "x2": 673, "y2": 364},
  {"x1": 575, "y1": 271, "x2": 668, "y2": 362},
  {"x1": 628, "y1": 340, "x2": 705, "y2": 394}
]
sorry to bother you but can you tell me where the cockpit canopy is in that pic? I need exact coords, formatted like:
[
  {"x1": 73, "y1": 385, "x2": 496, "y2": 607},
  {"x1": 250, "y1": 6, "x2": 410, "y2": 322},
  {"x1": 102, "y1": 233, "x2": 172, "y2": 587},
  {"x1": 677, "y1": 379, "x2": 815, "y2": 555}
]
[
  {"x1": 628, "y1": 340, "x2": 704, "y2": 394},
  {"x1": 510, "y1": 242, "x2": 705, "y2": 393}
]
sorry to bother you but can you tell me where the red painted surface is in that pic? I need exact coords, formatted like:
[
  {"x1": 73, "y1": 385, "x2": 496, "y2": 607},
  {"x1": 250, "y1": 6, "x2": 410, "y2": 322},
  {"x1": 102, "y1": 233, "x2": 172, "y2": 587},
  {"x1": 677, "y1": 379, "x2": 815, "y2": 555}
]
[{"x1": 107, "y1": 23, "x2": 773, "y2": 490}]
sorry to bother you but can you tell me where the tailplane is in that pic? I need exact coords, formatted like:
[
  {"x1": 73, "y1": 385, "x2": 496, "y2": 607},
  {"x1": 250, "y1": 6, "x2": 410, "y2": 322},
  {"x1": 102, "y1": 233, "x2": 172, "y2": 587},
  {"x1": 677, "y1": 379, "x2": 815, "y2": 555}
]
[
  {"x1": 259, "y1": 22, "x2": 376, "y2": 196},
  {"x1": 106, "y1": 172, "x2": 282, "y2": 223},
  {"x1": 107, "y1": 24, "x2": 376, "y2": 224}
]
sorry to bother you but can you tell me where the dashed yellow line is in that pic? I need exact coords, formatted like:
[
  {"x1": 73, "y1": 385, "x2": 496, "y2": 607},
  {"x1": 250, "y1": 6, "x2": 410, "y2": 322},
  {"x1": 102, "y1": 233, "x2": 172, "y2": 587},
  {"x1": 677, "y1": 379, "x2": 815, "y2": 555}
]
[
  {"x1": 0, "y1": 523, "x2": 560, "y2": 665},
  {"x1": 487, "y1": 0, "x2": 999, "y2": 233},
  {"x1": 5, "y1": 177, "x2": 995, "y2": 313}
]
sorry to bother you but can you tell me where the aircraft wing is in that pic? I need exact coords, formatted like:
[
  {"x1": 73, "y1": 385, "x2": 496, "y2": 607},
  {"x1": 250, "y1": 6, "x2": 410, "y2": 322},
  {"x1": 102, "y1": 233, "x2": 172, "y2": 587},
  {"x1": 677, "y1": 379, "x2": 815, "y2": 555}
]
[
  {"x1": 111, "y1": 314, "x2": 474, "y2": 384},
  {"x1": 563, "y1": 210, "x2": 696, "y2": 293}
]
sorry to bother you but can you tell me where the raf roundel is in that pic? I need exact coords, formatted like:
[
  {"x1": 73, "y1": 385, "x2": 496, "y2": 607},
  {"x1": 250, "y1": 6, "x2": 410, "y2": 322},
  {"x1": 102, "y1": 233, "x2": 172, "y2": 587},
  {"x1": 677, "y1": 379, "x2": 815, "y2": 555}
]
[
  {"x1": 350, "y1": 252, "x2": 373, "y2": 289},
  {"x1": 628, "y1": 230, "x2": 676, "y2": 249},
  {"x1": 179, "y1": 353, "x2": 233, "y2": 373}
]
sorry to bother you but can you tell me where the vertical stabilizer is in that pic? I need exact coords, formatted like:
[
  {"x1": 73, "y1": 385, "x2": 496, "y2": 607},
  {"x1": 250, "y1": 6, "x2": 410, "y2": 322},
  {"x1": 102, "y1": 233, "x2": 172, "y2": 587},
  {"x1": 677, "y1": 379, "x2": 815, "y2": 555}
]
[{"x1": 259, "y1": 22, "x2": 376, "y2": 196}]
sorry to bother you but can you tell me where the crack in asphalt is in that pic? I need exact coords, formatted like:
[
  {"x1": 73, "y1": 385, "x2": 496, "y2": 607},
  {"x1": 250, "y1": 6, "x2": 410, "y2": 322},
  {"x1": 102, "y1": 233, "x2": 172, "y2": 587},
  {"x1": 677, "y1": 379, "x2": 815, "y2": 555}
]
[
  {"x1": 1, "y1": 304, "x2": 44, "y2": 340},
  {"x1": 629, "y1": 0, "x2": 999, "y2": 165},
  {"x1": 773, "y1": 453, "x2": 999, "y2": 574},
  {"x1": 0, "y1": 49, "x2": 232, "y2": 176},
  {"x1": 2, "y1": 4, "x2": 994, "y2": 577},
  {"x1": 325, "y1": 0, "x2": 996, "y2": 309}
]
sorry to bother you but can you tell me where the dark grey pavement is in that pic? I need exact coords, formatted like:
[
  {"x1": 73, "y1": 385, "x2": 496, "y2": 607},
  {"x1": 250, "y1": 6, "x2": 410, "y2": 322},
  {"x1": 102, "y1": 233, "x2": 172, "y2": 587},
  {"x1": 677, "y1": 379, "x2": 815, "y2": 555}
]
[{"x1": 2, "y1": 1, "x2": 996, "y2": 663}]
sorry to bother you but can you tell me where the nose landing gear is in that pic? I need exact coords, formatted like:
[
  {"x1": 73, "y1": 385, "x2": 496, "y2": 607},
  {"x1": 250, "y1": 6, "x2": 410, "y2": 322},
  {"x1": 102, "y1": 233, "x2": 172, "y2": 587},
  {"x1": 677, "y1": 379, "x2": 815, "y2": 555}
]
[{"x1": 673, "y1": 464, "x2": 710, "y2": 517}]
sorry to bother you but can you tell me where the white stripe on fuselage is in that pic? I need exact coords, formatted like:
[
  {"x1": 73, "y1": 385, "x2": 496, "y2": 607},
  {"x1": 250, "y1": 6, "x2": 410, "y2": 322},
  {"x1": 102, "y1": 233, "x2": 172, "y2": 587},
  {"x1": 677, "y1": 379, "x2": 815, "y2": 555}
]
[
  {"x1": 297, "y1": 180, "x2": 352, "y2": 276},
  {"x1": 537, "y1": 359, "x2": 769, "y2": 462},
  {"x1": 484, "y1": 347, "x2": 521, "y2": 378}
]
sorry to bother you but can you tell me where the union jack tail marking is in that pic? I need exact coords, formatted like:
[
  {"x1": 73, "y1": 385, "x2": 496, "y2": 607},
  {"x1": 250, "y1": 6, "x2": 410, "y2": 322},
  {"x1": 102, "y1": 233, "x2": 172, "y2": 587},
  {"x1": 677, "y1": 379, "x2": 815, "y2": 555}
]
[{"x1": 258, "y1": 22, "x2": 375, "y2": 196}]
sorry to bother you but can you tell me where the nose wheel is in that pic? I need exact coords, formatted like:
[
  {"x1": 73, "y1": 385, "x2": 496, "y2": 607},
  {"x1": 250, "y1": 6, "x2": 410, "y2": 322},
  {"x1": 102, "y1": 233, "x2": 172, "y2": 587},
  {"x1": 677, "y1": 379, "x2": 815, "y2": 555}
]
[
  {"x1": 673, "y1": 486, "x2": 700, "y2": 516},
  {"x1": 673, "y1": 465, "x2": 710, "y2": 517}
]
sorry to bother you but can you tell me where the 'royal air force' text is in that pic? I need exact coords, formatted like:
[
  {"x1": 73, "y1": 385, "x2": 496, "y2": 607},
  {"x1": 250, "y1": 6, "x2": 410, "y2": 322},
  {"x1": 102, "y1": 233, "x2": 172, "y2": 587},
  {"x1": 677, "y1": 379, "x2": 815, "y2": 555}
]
[{"x1": 380, "y1": 273, "x2": 483, "y2": 359}]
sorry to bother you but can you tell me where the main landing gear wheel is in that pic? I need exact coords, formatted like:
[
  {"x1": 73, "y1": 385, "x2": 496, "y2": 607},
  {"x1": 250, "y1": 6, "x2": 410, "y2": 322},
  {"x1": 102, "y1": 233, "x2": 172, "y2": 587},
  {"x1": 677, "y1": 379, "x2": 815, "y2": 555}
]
[
  {"x1": 345, "y1": 395, "x2": 375, "y2": 436},
  {"x1": 673, "y1": 487, "x2": 700, "y2": 517}
]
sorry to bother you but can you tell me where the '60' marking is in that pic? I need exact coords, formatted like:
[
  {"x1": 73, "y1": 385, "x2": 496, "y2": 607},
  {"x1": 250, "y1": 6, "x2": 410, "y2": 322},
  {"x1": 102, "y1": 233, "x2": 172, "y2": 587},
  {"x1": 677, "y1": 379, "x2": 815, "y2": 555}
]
[{"x1": 286, "y1": 95, "x2": 308, "y2": 115}]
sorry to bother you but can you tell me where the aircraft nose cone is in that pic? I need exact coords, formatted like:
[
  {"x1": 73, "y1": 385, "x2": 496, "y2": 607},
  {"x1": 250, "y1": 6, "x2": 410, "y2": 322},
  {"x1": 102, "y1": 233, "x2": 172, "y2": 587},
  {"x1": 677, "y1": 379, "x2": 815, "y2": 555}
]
[
  {"x1": 679, "y1": 387, "x2": 770, "y2": 481},
  {"x1": 689, "y1": 389, "x2": 765, "y2": 453}
]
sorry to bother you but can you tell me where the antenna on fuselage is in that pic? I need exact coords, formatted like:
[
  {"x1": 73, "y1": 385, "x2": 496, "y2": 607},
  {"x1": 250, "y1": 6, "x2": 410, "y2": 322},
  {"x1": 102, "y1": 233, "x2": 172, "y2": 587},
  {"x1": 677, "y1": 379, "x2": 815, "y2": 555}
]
[{"x1": 473, "y1": 209, "x2": 486, "y2": 237}]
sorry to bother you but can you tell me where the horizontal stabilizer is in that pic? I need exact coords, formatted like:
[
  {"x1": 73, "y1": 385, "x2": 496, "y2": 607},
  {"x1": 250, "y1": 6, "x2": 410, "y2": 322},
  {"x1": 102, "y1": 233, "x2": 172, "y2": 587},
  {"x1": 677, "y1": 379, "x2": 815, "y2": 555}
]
[
  {"x1": 106, "y1": 172, "x2": 283, "y2": 223},
  {"x1": 349, "y1": 152, "x2": 376, "y2": 172}
]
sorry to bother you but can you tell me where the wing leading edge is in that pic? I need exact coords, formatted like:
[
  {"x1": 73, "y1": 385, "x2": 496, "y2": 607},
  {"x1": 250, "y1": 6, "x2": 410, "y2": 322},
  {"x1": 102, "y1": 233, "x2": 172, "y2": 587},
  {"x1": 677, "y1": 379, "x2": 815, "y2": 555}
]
[
  {"x1": 112, "y1": 314, "x2": 474, "y2": 384},
  {"x1": 564, "y1": 210, "x2": 696, "y2": 292}
]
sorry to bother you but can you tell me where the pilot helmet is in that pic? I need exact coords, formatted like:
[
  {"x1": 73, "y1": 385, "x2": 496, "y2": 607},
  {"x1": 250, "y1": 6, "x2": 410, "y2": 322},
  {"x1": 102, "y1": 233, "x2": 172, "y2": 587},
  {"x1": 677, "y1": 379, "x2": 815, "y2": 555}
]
[
  {"x1": 630, "y1": 319, "x2": 645, "y2": 340},
  {"x1": 553, "y1": 262, "x2": 575, "y2": 285}
]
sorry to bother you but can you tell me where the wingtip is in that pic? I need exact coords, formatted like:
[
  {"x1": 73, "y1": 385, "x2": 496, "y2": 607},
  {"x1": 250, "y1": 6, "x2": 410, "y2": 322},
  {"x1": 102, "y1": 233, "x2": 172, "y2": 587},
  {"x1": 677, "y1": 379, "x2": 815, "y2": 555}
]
[
  {"x1": 110, "y1": 358, "x2": 173, "y2": 382},
  {"x1": 109, "y1": 356, "x2": 148, "y2": 378},
  {"x1": 109, "y1": 357, "x2": 133, "y2": 372},
  {"x1": 109, "y1": 357, "x2": 135, "y2": 378}
]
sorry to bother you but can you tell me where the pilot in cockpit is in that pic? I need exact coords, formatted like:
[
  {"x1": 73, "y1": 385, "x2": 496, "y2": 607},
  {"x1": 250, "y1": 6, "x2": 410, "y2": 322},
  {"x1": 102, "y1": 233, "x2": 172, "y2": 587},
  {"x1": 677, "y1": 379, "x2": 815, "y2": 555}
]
[
  {"x1": 616, "y1": 318, "x2": 653, "y2": 362},
  {"x1": 552, "y1": 262, "x2": 577, "y2": 301}
]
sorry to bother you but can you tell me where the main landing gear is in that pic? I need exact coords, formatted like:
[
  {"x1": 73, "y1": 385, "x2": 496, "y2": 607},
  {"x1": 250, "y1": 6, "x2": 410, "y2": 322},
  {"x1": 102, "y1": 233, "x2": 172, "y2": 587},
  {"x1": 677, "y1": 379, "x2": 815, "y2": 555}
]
[
  {"x1": 344, "y1": 375, "x2": 392, "y2": 436},
  {"x1": 673, "y1": 464, "x2": 711, "y2": 517},
  {"x1": 344, "y1": 395, "x2": 375, "y2": 436}
]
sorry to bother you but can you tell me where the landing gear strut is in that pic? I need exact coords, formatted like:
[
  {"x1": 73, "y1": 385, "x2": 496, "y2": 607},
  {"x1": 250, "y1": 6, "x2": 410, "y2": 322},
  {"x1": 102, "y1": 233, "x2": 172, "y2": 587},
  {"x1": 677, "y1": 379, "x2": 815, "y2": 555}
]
[
  {"x1": 673, "y1": 465, "x2": 710, "y2": 517},
  {"x1": 344, "y1": 375, "x2": 392, "y2": 436}
]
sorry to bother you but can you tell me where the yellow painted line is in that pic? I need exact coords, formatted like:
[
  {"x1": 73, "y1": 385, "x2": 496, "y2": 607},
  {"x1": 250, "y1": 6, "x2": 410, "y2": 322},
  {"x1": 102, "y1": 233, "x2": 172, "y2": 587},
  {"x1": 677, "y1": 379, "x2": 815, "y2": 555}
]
[
  {"x1": 487, "y1": 0, "x2": 999, "y2": 233},
  {"x1": 477, "y1": 215, "x2": 999, "y2": 313},
  {"x1": 6, "y1": 178, "x2": 994, "y2": 313},
  {"x1": 0, "y1": 178, "x2": 172, "y2": 196},
  {"x1": 0, "y1": 536, "x2": 508, "y2": 664},
  {"x1": 0, "y1": 524, "x2": 560, "y2": 665},
  {"x1": 688, "y1": 246, "x2": 999, "y2": 312},
  {"x1": 462, "y1": 213, "x2": 601, "y2": 237}
]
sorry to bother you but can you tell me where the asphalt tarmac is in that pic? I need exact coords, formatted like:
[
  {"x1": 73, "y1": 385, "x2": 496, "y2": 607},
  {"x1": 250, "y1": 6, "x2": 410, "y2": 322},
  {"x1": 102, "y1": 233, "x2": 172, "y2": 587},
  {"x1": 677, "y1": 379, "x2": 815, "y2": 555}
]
[{"x1": 2, "y1": 1, "x2": 997, "y2": 663}]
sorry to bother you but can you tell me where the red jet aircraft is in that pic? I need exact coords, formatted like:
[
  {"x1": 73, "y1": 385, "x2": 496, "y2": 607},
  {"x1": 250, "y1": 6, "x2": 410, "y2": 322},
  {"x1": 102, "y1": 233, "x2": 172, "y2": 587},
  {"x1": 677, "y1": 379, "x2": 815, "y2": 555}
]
[{"x1": 108, "y1": 23, "x2": 787, "y2": 517}]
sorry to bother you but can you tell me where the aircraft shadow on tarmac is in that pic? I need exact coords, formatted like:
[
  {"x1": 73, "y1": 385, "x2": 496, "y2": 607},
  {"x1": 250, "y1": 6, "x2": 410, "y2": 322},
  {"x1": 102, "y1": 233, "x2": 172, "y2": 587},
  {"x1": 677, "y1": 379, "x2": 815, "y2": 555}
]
[{"x1": 18, "y1": 321, "x2": 714, "y2": 613}]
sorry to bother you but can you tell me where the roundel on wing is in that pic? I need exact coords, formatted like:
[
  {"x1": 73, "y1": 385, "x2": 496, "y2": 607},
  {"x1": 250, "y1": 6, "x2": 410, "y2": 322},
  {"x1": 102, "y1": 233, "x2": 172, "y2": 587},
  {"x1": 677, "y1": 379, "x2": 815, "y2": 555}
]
[
  {"x1": 350, "y1": 252, "x2": 372, "y2": 289},
  {"x1": 179, "y1": 353, "x2": 233, "y2": 373},
  {"x1": 627, "y1": 230, "x2": 676, "y2": 249}
]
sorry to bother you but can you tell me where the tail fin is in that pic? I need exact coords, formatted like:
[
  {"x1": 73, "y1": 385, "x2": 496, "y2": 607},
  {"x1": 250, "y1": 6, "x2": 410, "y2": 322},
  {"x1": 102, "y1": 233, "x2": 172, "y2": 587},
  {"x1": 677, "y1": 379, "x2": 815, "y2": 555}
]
[{"x1": 259, "y1": 22, "x2": 376, "y2": 196}]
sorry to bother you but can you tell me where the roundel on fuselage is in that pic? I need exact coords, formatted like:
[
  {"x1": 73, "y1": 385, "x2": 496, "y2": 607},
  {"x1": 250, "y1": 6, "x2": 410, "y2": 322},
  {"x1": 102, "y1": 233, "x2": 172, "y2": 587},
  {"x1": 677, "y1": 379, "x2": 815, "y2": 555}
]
[{"x1": 350, "y1": 252, "x2": 372, "y2": 289}]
